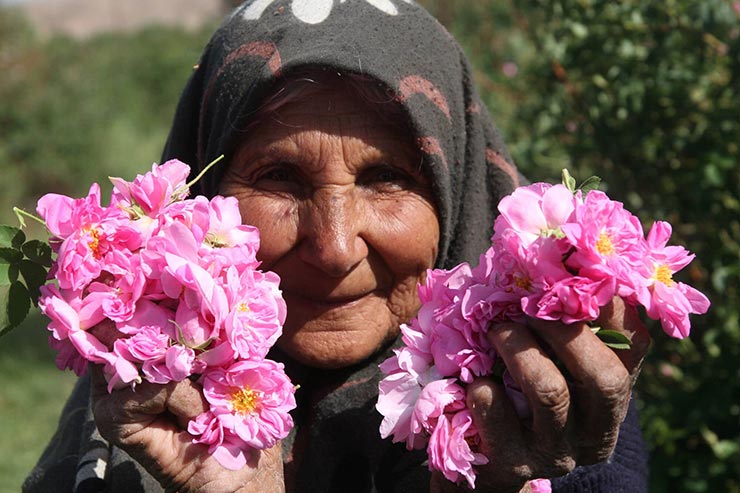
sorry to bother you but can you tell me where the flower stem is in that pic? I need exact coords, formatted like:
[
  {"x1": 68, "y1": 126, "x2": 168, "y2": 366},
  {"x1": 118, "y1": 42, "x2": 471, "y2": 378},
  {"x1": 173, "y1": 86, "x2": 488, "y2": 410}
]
[
  {"x1": 185, "y1": 154, "x2": 226, "y2": 191},
  {"x1": 13, "y1": 207, "x2": 46, "y2": 229}
]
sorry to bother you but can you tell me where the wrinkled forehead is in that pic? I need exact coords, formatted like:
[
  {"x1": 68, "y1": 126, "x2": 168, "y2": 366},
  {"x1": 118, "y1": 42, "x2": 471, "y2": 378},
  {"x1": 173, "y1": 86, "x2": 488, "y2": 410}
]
[
  {"x1": 241, "y1": 69, "x2": 416, "y2": 143},
  {"x1": 228, "y1": 75, "x2": 423, "y2": 178}
]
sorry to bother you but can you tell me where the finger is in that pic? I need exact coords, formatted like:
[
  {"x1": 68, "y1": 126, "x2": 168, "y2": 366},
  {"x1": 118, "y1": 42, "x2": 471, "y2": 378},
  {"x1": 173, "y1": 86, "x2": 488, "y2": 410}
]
[
  {"x1": 596, "y1": 298, "x2": 652, "y2": 381},
  {"x1": 526, "y1": 318, "x2": 631, "y2": 463},
  {"x1": 487, "y1": 323, "x2": 576, "y2": 477},
  {"x1": 251, "y1": 443, "x2": 285, "y2": 492},
  {"x1": 466, "y1": 377, "x2": 533, "y2": 490},
  {"x1": 167, "y1": 378, "x2": 209, "y2": 429},
  {"x1": 467, "y1": 377, "x2": 526, "y2": 455},
  {"x1": 90, "y1": 364, "x2": 173, "y2": 441}
]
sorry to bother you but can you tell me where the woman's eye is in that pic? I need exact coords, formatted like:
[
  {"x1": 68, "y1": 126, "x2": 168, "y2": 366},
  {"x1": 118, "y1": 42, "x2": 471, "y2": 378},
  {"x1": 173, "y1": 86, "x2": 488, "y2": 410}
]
[
  {"x1": 361, "y1": 164, "x2": 414, "y2": 188},
  {"x1": 260, "y1": 167, "x2": 292, "y2": 182},
  {"x1": 251, "y1": 163, "x2": 305, "y2": 194},
  {"x1": 254, "y1": 163, "x2": 300, "y2": 184}
]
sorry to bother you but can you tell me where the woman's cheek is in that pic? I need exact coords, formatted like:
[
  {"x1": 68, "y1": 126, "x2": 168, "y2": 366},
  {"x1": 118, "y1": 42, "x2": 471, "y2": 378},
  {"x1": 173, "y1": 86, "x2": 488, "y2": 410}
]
[
  {"x1": 237, "y1": 194, "x2": 298, "y2": 269},
  {"x1": 369, "y1": 194, "x2": 439, "y2": 270},
  {"x1": 386, "y1": 277, "x2": 424, "y2": 324},
  {"x1": 365, "y1": 194, "x2": 439, "y2": 326}
]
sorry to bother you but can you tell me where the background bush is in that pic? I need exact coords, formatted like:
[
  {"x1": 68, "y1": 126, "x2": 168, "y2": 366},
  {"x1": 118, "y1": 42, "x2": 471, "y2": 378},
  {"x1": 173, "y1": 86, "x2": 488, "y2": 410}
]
[
  {"x1": 425, "y1": 1, "x2": 739, "y2": 491},
  {"x1": 0, "y1": 1, "x2": 738, "y2": 491}
]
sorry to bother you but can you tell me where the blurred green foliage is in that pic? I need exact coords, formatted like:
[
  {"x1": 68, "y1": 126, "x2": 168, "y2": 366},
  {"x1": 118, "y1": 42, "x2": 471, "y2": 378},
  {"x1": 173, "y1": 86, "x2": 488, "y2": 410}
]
[
  {"x1": 1, "y1": 1, "x2": 738, "y2": 492},
  {"x1": 0, "y1": 8, "x2": 214, "y2": 221}
]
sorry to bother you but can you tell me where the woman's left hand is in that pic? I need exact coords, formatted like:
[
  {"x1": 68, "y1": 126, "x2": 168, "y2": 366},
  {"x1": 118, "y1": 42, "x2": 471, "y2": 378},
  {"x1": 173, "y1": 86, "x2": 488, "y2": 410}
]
[{"x1": 433, "y1": 297, "x2": 651, "y2": 492}]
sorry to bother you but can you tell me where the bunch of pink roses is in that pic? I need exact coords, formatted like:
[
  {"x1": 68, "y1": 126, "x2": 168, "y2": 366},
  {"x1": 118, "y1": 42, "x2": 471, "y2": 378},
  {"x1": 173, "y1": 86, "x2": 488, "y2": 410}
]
[
  {"x1": 376, "y1": 173, "x2": 710, "y2": 489},
  {"x1": 36, "y1": 159, "x2": 296, "y2": 470}
]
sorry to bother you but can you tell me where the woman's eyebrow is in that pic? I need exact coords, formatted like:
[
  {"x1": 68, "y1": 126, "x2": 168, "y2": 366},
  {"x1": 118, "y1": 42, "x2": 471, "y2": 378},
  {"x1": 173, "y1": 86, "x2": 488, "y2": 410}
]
[{"x1": 236, "y1": 139, "x2": 301, "y2": 163}]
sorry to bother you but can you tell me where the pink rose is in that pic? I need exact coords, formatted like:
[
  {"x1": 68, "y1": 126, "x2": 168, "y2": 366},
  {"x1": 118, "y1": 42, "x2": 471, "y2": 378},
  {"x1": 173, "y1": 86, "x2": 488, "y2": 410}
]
[
  {"x1": 110, "y1": 159, "x2": 191, "y2": 217},
  {"x1": 200, "y1": 359, "x2": 296, "y2": 451},
  {"x1": 633, "y1": 221, "x2": 710, "y2": 338},
  {"x1": 427, "y1": 410, "x2": 488, "y2": 489}
]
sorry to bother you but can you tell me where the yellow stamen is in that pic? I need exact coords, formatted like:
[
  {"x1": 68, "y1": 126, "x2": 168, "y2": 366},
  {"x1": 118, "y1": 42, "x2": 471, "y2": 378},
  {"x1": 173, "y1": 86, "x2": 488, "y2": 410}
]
[
  {"x1": 205, "y1": 233, "x2": 229, "y2": 248},
  {"x1": 653, "y1": 264, "x2": 675, "y2": 287},
  {"x1": 236, "y1": 302, "x2": 250, "y2": 313},
  {"x1": 87, "y1": 228, "x2": 102, "y2": 258},
  {"x1": 596, "y1": 231, "x2": 615, "y2": 256},
  {"x1": 231, "y1": 387, "x2": 259, "y2": 415},
  {"x1": 514, "y1": 275, "x2": 532, "y2": 291}
]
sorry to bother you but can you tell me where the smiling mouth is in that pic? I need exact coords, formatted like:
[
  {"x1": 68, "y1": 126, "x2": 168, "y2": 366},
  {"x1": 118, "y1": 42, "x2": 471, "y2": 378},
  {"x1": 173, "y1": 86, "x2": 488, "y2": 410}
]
[{"x1": 282, "y1": 290, "x2": 378, "y2": 309}]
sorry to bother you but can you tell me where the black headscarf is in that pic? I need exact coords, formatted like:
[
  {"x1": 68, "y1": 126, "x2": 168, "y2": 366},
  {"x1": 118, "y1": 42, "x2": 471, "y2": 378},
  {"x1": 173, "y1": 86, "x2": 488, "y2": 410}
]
[{"x1": 24, "y1": 2, "x2": 647, "y2": 492}]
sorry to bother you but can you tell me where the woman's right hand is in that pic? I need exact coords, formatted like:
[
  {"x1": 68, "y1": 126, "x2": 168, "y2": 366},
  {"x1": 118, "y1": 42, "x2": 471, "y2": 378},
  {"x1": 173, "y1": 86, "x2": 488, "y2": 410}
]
[
  {"x1": 88, "y1": 320, "x2": 285, "y2": 493},
  {"x1": 90, "y1": 367, "x2": 285, "y2": 493}
]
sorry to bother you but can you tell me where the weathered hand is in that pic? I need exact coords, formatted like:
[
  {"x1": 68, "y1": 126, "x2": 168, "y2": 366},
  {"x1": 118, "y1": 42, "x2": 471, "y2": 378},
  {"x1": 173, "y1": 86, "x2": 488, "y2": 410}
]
[
  {"x1": 88, "y1": 320, "x2": 285, "y2": 493},
  {"x1": 433, "y1": 297, "x2": 650, "y2": 493}
]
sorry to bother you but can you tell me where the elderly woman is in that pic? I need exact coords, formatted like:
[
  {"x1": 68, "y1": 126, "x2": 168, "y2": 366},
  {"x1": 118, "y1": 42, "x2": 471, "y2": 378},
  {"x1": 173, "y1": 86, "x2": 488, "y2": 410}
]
[{"x1": 24, "y1": 1, "x2": 650, "y2": 492}]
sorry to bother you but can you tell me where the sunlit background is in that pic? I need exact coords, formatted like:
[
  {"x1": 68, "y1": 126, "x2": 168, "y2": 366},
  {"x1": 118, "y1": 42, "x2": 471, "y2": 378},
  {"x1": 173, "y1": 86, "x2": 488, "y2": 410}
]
[{"x1": 1, "y1": 1, "x2": 738, "y2": 492}]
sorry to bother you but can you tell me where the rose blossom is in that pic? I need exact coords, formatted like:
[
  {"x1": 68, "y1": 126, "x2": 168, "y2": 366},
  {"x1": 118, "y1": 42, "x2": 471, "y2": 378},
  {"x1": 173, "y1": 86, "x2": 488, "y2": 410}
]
[
  {"x1": 633, "y1": 221, "x2": 710, "y2": 338},
  {"x1": 561, "y1": 190, "x2": 646, "y2": 296},
  {"x1": 200, "y1": 359, "x2": 296, "y2": 452},
  {"x1": 221, "y1": 267, "x2": 285, "y2": 361},
  {"x1": 37, "y1": 183, "x2": 132, "y2": 291},
  {"x1": 525, "y1": 275, "x2": 615, "y2": 324},
  {"x1": 529, "y1": 478, "x2": 553, "y2": 493},
  {"x1": 427, "y1": 409, "x2": 488, "y2": 488},
  {"x1": 494, "y1": 182, "x2": 578, "y2": 248},
  {"x1": 38, "y1": 284, "x2": 140, "y2": 389},
  {"x1": 110, "y1": 159, "x2": 191, "y2": 217},
  {"x1": 188, "y1": 411, "x2": 249, "y2": 470},
  {"x1": 377, "y1": 345, "x2": 436, "y2": 450}
]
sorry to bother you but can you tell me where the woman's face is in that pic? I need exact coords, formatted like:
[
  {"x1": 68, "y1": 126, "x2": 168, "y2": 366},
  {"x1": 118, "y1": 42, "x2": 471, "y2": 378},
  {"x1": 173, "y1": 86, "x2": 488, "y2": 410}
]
[{"x1": 220, "y1": 81, "x2": 439, "y2": 369}]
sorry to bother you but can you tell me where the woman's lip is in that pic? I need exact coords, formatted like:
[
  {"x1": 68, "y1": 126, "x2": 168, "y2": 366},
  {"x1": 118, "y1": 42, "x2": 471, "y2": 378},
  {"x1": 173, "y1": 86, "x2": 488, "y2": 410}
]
[{"x1": 282, "y1": 290, "x2": 377, "y2": 308}]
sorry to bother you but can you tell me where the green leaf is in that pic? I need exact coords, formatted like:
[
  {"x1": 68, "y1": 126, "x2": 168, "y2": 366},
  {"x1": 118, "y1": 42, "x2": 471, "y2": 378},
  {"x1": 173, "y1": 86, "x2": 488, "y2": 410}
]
[
  {"x1": 0, "y1": 264, "x2": 9, "y2": 287},
  {"x1": 0, "y1": 247, "x2": 23, "y2": 264},
  {"x1": 561, "y1": 169, "x2": 577, "y2": 193},
  {"x1": 7, "y1": 264, "x2": 19, "y2": 283},
  {"x1": 22, "y1": 240, "x2": 53, "y2": 268},
  {"x1": 578, "y1": 175, "x2": 602, "y2": 194},
  {"x1": 595, "y1": 329, "x2": 633, "y2": 350},
  {"x1": 0, "y1": 321, "x2": 14, "y2": 338},
  {"x1": 19, "y1": 259, "x2": 48, "y2": 306},
  {"x1": 1, "y1": 281, "x2": 31, "y2": 337},
  {"x1": 0, "y1": 225, "x2": 25, "y2": 249}
]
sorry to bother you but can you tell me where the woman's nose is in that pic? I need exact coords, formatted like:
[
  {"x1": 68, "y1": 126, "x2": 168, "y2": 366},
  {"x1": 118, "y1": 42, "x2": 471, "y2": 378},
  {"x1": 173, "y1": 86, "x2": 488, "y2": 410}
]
[{"x1": 298, "y1": 190, "x2": 368, "y2": 278}]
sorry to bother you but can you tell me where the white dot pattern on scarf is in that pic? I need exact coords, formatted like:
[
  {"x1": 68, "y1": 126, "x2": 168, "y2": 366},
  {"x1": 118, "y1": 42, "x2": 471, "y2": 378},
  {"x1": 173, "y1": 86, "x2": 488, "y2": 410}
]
[{"x1": 240, "y1": 0, "x2": 414, "y2": 25}]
